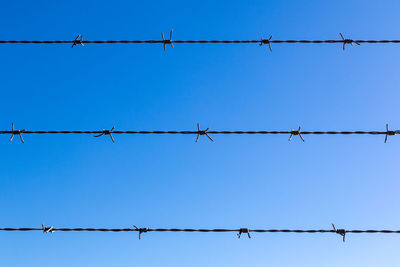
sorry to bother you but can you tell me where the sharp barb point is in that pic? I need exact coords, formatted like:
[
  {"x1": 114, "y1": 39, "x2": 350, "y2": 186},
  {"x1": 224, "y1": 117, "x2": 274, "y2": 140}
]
[{"x1": 195, "y1": 123, "x2": 213, "y2": 143}]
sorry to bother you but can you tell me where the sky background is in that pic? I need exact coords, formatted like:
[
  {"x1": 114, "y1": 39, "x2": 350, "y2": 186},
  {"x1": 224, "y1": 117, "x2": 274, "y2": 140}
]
[{"x1": 1, "y1": 1, "x2": 400, "y2": 266}]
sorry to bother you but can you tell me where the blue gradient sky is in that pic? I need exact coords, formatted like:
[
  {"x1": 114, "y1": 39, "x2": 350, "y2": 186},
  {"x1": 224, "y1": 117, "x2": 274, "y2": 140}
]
[{"x1": 1, "y1": 1, "x2": 400, "y2": 266}]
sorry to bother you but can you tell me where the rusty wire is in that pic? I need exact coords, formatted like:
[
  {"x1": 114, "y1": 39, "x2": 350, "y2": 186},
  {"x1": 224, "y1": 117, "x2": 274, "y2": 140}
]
[
  {"x1": 1, "y1": 32, "x2": 400, "y2": 51},
  {"x1": 2, "y1": 123, "x2": 399, "y2": 143},
  {"x1": 1, "y1": 224, "x2": 400, "y2": 242}
]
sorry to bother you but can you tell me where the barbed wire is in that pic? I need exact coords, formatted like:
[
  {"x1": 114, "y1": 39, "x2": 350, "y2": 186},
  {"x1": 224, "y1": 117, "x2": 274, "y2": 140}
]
[
  {"x1": 1, "y1": 224, "x2": 399, "y2": 242},
  {"x1": 1, "y1": 31, "x2": 400, "y2": 51},
  {"x1": 2, "y1": 123, "x2": 399, "y2": 143}
]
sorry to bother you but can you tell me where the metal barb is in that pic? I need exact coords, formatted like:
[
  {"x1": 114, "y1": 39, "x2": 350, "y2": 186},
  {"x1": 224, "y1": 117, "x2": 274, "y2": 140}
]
[
  {"x1": 195, "y1": 123, "x2": 214, "y2": 143},
  {"x1": 71, "y1": 35, "x2": 84, "y2": 48},
  {"x1": 133, "y1": 225, "x2": 149, "y2": 240},
  {"x1": 237, "y1": 228, "x2": 251, "y2": 239},
  {"x1": 385, "y1": 123, "x2": 398, "y2": 143},
  {"x1": 42, "y1": 224, "x2": 55, "y2": 233},
  {"x1": 260, "y1": 35, "x2": 273, "y2": 52},
  {"x1": 340, "y1": 33, "x2": 360, "y2": 50},
  {"x1": 288, "y1": 126, "x2": 304, "y2": 142},
  {"x1": 94, "y1": 126, "x2": 115, "y2": 143},
  {"x1": 332, "y1": 223, "x2": 346, "y2": 242},
  {"x1": 9, "y1": 123, "x2": 25, "y2": 143},
  {"x1": 161, "y1": 29, "x2": 174, "y2": 51}
]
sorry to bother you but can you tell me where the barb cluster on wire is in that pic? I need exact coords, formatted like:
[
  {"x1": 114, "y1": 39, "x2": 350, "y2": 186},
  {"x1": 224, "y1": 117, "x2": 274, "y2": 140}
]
[
  {"x1": 1, "y1": 224, "x2": 400, "y2": 242},
  {"x1": 2, "y1": 31, "x2": 400, "y2": 51},
  {"x1": 2, "y1": 123, "x2": 399, "y2": 143}
]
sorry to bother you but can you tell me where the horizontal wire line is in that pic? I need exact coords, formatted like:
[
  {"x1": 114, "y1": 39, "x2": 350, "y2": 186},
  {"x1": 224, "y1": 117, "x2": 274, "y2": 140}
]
[
  {"x1": 5, "y1": 123, "x2": 399, "y2": 143},
  {"x1": 0, "y1": 130, "x2": 394, "y2": 135},
  {"x1": 2, "y1": 40, "x2": 400, "y2": 44},
  {"x1": 1, "y1": 227, "x2": 400, "y2": 233}
]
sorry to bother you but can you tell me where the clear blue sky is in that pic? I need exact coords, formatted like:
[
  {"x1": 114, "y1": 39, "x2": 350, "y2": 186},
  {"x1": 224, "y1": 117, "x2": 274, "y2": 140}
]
[{"x1": 1, "y1": 1, "x2": 400, "y2": 266}]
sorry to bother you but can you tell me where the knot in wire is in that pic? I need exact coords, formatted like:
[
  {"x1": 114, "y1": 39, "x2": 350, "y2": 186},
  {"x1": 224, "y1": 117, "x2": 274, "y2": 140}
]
[
  {"x1": 332, "y1": 223, "x2": 346, "y2": 242},
  {"x1": 133, "y1": 225, "x2": 149, "y2": 240},
  {"x1": 161, "y1": 29, "x2": 174, "y2": 51},
  {"x1": 71, "y1": 34, "x2": 84, "y2": 48},
  {"x1": 289, "y1": 126, "x2": 305, "y2": 142},
  {"x1": 385, "y1": 124, "x2": 399, "y2": 143},
  {"x1": 340, "y1": 33, "x2": 360, "y2": 50},
  {"x1": 42, "y1": 224, "x2": 55, "y2": 233},
  {"x1": 94, "y1": 126, "x2": 115, "y2": 143},
  {"x1": 259, "y1": 35, "x2": 273, "y2": 52},
  {"x1": 9, "y1": 122, "x2": 25, "y2": 143},
  {"x1": 195, "y1": 123, "x2": 214, "y2": 143},
  {"x1": 237, "y1": 228, "x2": 251, "y2": 238}
]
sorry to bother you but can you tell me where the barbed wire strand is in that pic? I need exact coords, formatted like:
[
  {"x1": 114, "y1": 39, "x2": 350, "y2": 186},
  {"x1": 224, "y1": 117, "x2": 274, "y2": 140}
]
[
  {"x1": 2, "y1": 123, "x2": 399, "y2": 143},
  {"x1": 1, "y1": 31, "x2": 400, "y2": 51},
  {"x1": 1, "y1": 224, "x2": 400, "y2": 242}
]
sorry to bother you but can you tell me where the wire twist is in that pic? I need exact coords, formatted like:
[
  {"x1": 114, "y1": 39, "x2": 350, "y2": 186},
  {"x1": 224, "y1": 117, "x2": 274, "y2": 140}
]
[
  {"x1": 332, "y1": 223, "x2": 346, "y2": 242},
  {"x1": 93, "y1": 126, "x2": 115, "y2": 142},
  {"x1": 340, "y1": 33, "x2": 360, "y2": 50},
  {"x1": 71, "y1": 35, "x2": 84, "y2": 48},
  {"x1": 289, "y1": 126, "x2": 305, "y2": 142},
  {"x1": 196, "y1": 123, "x2": 214, "y2": 142},
  {"x1": 161, "y1": 29, "x2": 174, "y2": 51},
  {"x1": 133, "y1": 225, "x2": 149, "y2": 240},
  {"x1": 42, "y1": 224, "x2": 55, "y2": 233},
  {"x1": 9, "y1": 123, "x2": 25, "y2": 143},
  {"x1": 237, "y1": 228, "x2": 251, "y2": 238},
  {"x1": 260, "y1": 35, "x2": 273, "y2": 52}
]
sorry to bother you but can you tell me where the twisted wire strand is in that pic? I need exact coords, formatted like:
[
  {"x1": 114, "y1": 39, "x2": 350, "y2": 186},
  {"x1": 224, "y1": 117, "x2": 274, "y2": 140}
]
[
  {"x1": 4, "y1": 122, "x2": 400, "y2": 144},
  {"x1": 2, "y1": 32, "x2": 398, "y2": 52},
  {"x1": 1, "y1": 227, "x2": 400, "y2": 234},
  {"x1": 3, "y1": 126, "x2": 400, "y2": 144},
  {"x1": 3, "y1": 223, "x2": 400, "y2": 242},
  {"x1": 2, "y1": 40, "x2": 400, "y2": 44},
  {"x1": 4, "y1": 122, "x2": 399, "y2": 143},
  {"x1": 0, "y1": 130, "x2": 395, "y2": 135}
]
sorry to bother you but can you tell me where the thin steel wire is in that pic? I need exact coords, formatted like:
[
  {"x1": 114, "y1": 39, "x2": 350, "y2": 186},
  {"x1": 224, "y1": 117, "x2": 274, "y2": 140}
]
[
  {"x1": 2, "y1": 123, "x2": 399, "y2": 143},
  {"x1": 3, "y1": 227, "x2": 398, "y2": 233},
  {"x1": 1, "y1": 225, "x2": 400, "y2": 242},
  {"x1": 2, "y1": 31, "x2": 400, "y2": 51},
  {"x1": 2, "y1": 40, "x2": 400, "y2": 44},
  {"x1": 1, "y1": 130, "x2": 396, "y2": 134}
]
